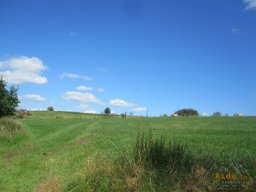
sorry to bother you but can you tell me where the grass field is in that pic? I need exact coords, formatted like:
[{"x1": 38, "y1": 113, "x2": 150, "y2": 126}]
[{"x1": 0, "y1": 111, "x2": 256, "y2": 191}]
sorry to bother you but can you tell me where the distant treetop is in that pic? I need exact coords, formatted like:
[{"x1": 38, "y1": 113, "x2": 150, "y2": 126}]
[
  {"x1": 174, "y1": 108, "x2": 199, "y2": 117},
  {"x1": 104, "y1": 107, "x2": 111, "y2": 115}
]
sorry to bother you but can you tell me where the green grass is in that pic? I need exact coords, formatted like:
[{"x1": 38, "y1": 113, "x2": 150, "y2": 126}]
[{"x1": 0, "y1": 111, "x2": 256, "y2": 191}]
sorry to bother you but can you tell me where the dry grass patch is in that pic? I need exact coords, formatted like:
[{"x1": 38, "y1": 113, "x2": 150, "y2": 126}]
[{"x1": 36, "y1": 177, "x2": 60, "y2": 192}]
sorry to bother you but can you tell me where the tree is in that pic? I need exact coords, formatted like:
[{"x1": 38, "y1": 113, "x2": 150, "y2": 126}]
[
  {"x1": 174, "y1": 108, "x2": 199, "y2": 117},
  {"x1": 0, "y1": 78, "x2": 19, "y2": 117},
  {"x1": 104, "y1": 107, "x2": 111, "y2": 115},
  {"x1": 212, "y1": 112, "x2": 222, "y2": 117},
  {"x1": 47, "y1": 106, "x2": 54, "y2": 111},
  {"x1": 120, "y1": 112, "x2": 127, "y2": 118}
]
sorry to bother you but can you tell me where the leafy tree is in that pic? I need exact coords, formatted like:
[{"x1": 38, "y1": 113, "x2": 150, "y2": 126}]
[
  {"x1": 120, "y1": 112, "x2": 127, "y2": 118},
  {"x1": 234, "y1": 113, "x2": 243, "y2": 117},
  {"x1": 104, "y1": 107, "x2": 111, "y2": 115},
  {"x1": 174, "y1": 108, "x2": 198, "y2": 117},
  {"x1": 0, "y1": 78, "x2": 19, "y2": 117},
  {"x1": 212, "y1": 112, "x2": 222, "y2": 117},
  {"x1": 47, "y1": 106, "x2": 54, "y2": 111}
]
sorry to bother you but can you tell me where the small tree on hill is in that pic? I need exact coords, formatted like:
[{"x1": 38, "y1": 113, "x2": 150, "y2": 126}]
[
  {"x1": 174, "y1": 108, "x2": 199, "y2": 117},
  {"x1": 104, "y1": 107, "x2": 111, "y2": 115},
  {"x1": 212, "y1": 112, "x2": 222, "y2": 117},
  {"x1": 0, "y1": 78, "x2": 19, "y2": 117},
  {"x1": 47, "y1": 106, "x2": 54, "y2": 111}
]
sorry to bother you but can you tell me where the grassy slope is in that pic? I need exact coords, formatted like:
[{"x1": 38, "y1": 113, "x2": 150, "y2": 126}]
[{"x1": 0, "y1": 111, "x2": 256, "y2": 191}]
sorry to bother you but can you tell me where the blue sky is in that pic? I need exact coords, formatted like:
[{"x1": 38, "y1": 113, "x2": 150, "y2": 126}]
[{"x1": 0, "y1": 0, "x2": 256, "y2": 116}]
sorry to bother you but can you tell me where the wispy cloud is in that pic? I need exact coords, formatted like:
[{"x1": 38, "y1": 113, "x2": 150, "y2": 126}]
[
  {"x1": 96, "y1": 88, "x2": 105, "y2": 93},
  {"x1": 69, "y1": 32, "x2": 77, "y2": 37},
  {"x1": 76, "y1": 85, "x2": 92, "y2": 91},
  {"x1": 0, "y1": 56, "x2": 48, "y2": 84},
  {"x1": 97, "y1": 68, "x2": 108, "y2": 72},
  {"x1": 132, "y1": 107, "x2": 147, "y2": 112},
  {"x1": 110, "y1": 99, "x2": 135, "y2": 107},
  {"x1": 231, "y1": 27, "x2": 240, "y2": 34},
  {"x1": 244, "y1": 0, "x2": 256, "y2": 10},
  {"x1": 63, "y1": 91, "x2": 104, "y2": 105},
  {"x1": 22, "y1": 94, "x2": 46, "y2": 102},
  {"x1": 61, "y1": 72, "x2": 80, "y2": 79},
  {"x1": 60, "y1": 72, "x2": 93, "y2": 81}
]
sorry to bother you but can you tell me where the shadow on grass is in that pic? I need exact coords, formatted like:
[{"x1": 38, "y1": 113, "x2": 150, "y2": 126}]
[{"x1": 63, "y1": 131, "x2": 256, "y2": 192}]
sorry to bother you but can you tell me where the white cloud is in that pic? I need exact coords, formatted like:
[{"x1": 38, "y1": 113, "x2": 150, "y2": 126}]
[
  {"x1": 63, "y1": 91, "x2": 104, "y2": 105},
  {"x1": 76, "y1": 85, "x2": 92, "y2": 91},
  {"x1": 61, "y1": 72, "x2": 80, "y2": 79},
  {"x1": 96, "y1": 88, "x2": 105, "y2": 93},
  {"x1": 82, "y1": 76, "x2": 93, "y2": 81},
  {"x1": 60, "y1": 72, "x2": 93, "y2": 81},
  {"x1": 132, "y1": 107, "x2": 147, "y2": 112},
  {"x1": 244, "y1": 0, "x2": 256, "y2": 10},
  {"x1": 23, "y1": 94, "x2": 46, "y2": 102},
  {"x1": 84, "y1": 109, "x2": 97, "y2": 114},
  {"x1": 0, "y1": 56, "x2": 48, "y2": 84},
  {"x1": 110, "y1": 99, "x2": 135, "y2": 107}
]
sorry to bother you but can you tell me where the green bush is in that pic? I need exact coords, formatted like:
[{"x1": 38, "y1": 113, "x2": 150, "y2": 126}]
[
  {"x1": 174, "y1": 108, "x2": 199, "y2": 116},
  {"x1": 120, "y1": 113, "x2": 127, "y2": 118},
  {"x1": 47, "y1": 106, "x2": 54, "y2": 111},
  {"x1": 212, "y1": 112, "x2": 222, "y2": 117}
]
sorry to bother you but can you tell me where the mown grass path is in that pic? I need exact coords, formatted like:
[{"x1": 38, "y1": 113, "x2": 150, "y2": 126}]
[{"x1": 0, "y1": 119, "x2": 98, "y2": 191}]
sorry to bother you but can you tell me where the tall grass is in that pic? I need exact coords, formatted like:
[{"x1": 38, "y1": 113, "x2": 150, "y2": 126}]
[
  {"x1": 134, "y1": 132, "x2": 196, "y2": 190},
  {"x1": 64, "y1": 131, "x2": 256, "y2": 191},
  {"x1": 0, "y1": 117, "x2": 23, "y2": 134},
  {"x1": 64, "y1": 132, "x2": 208, "y2": 191}
]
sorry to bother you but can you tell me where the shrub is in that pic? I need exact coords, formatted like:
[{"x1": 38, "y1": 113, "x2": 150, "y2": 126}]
[
  {"x1": 27, "y1": 111, "x2": 32, "y2": 116},
  {"x1": 120, "y1": 113, "x2": 127, "y2": 118},
  {"x1": 16, "y1": 109, "x2": 27, "y2": 118},
  {"x1": 47, "y1": 106, "x2": 54, "y2": 111},
  {"x1": 212, "y1": 112, "x2": 222, "y2": 117},
  {"x1": 174, "y1": 108, "x2": 199, "y2": 116},
  {"x1": 234, "y1": 113, "x2": 243, "y2": 117},
  {"x1": 171, "y1": 113, "x2": 178, "y2": 117}
]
